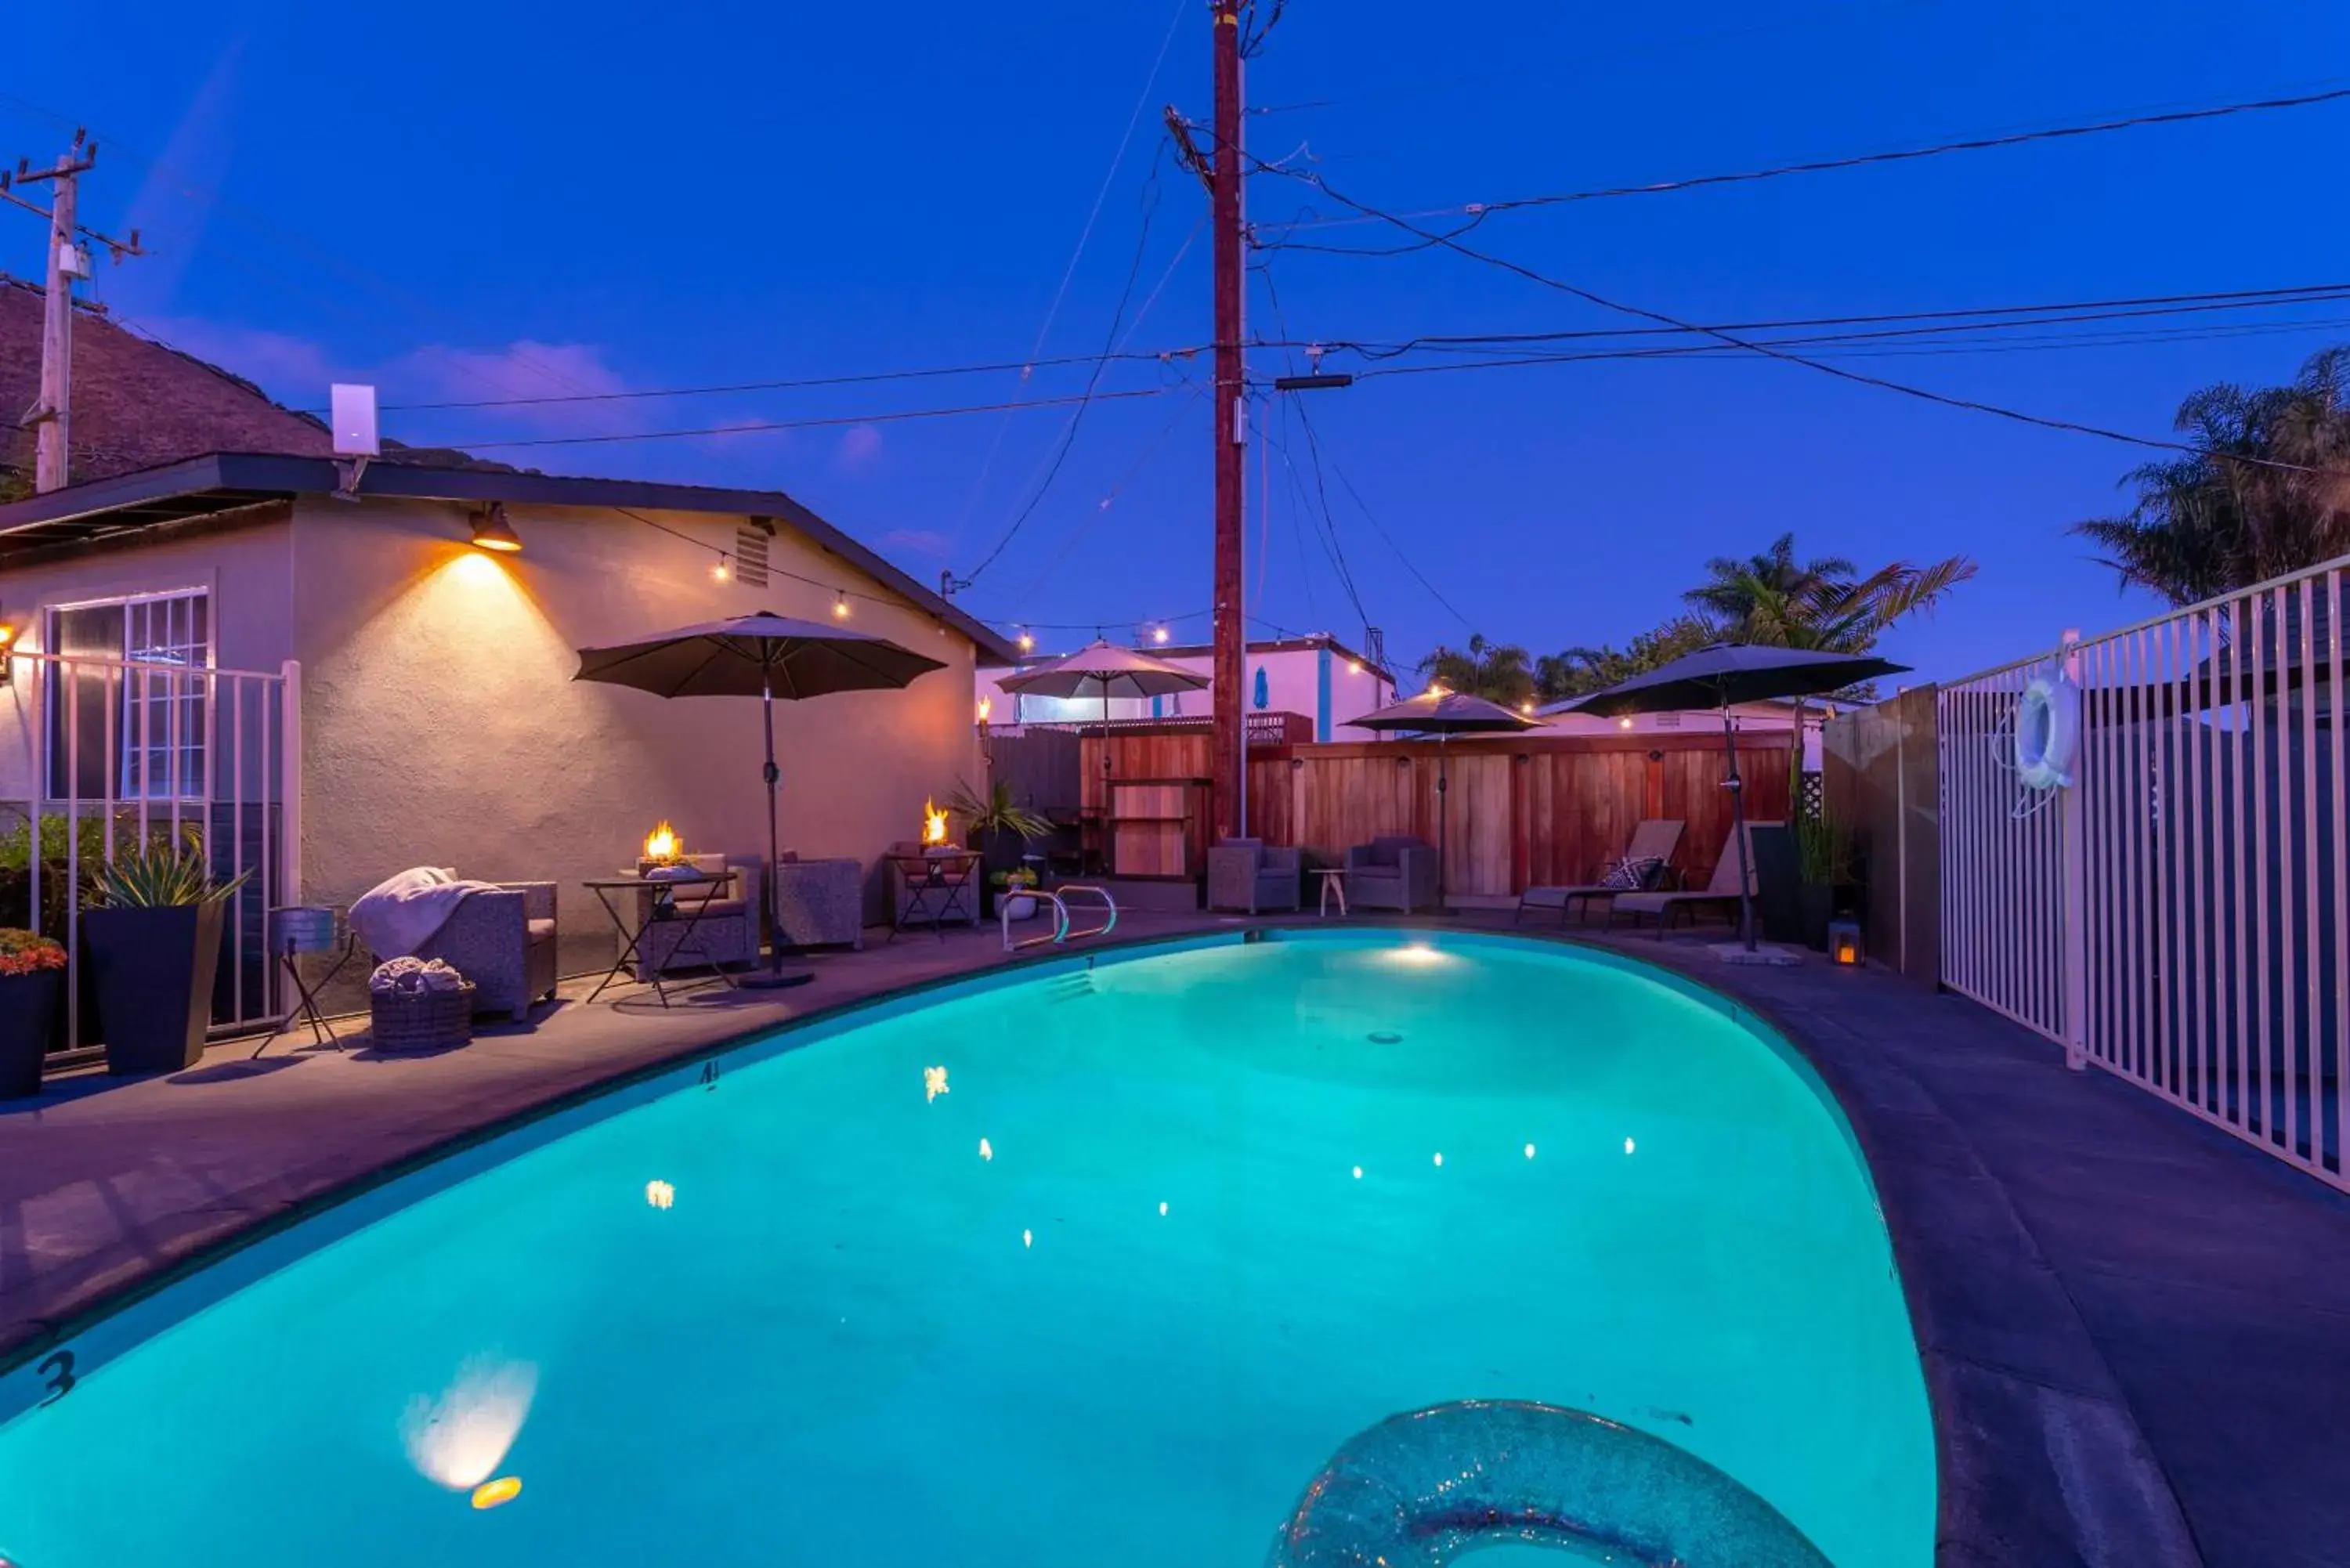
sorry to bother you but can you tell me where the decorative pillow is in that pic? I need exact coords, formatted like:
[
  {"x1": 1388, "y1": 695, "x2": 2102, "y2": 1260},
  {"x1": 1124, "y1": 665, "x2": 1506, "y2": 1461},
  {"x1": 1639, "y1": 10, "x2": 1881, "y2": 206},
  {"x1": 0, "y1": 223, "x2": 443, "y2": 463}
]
[{"x1": 1601, "y1": 855, "x2": 1666, "y2": 891}]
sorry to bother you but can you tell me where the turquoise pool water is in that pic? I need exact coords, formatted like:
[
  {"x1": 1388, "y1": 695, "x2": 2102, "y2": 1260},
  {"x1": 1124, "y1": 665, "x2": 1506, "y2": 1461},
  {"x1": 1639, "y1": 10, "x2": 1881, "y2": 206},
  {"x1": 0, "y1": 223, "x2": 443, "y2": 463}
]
[{"x1": 0, "y1": 930, "x2": 1934, "y2": 1566}]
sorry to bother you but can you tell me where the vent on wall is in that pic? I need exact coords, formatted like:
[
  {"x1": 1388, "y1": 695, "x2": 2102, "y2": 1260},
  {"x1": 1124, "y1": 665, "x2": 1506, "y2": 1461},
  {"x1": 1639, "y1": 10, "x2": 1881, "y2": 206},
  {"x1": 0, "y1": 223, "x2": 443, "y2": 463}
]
[
  {"x1": 1654, "y1": 712, "x2": 1682, "y2": 728},
  {"x1": 732, "y1": 525, "x2": 771, "y2": 588}
]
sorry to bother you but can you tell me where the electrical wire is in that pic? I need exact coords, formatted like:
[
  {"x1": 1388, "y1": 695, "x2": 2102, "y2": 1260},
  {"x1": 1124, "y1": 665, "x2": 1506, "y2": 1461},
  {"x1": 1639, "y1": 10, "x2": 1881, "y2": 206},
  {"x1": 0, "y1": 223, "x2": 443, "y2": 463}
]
[
  {"x1": 1254, "y1": 85, "x2": 2350, "y2": 251},
  {"x1": 964, "y1": 148, "x2": 1178, "y2": 584},
  {"x1": 442, "y1": 385, "x2": 1180, "y2": 450},
  {"x1": 1294, "y1": 399, "x2": 1475, "y2": 630},
  {"x1": 608, "y1": 507, "x2": 909, "y2": 618},
  {"x1": 951, "y1": 0, "x2": 1191, "y2": 547},
  {"x1": 1245, "y1": 150, "x2": 2350, "y2": 476}
]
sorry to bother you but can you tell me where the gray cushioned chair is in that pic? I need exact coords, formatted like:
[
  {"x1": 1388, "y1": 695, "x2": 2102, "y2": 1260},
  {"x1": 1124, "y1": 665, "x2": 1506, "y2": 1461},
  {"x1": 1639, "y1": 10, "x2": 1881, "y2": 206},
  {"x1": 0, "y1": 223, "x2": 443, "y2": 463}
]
[
  {"x1": 1346, "y1": 836, "x2": 1440, "y2": 913},
  {"x1": 409, "y1": 881, "x2": 559, "y2": 1022},
  {"x1": 1207, "y1": 838, "x2": 1303, "y2": 913}
]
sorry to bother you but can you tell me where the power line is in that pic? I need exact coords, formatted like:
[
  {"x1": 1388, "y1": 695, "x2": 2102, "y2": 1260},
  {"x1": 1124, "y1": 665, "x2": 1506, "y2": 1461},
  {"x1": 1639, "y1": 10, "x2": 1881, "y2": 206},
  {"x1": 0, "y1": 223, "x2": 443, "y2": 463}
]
[
  {"x1": 1255, "y1": 85, "x2": 2350, "y2": 251},
  {"x1": 1318, "y1": 284, "x2": 2350, "y2": 362},
  {"x1": 1245, "y1": 151, "x2": 2350, "y2": 477},
  {"x1": 443, "y1": 385, "x2": 1181, "y2": 450},
  {"x1": 964, "y1": 148, "x2": 1179, "y2": 584},
  {"x1": 951, "y1": 0, "x2": 1191, "y2": 551},
  {"x1": 1296, "y1": 399, "x2": 1475, "y2": 631}
]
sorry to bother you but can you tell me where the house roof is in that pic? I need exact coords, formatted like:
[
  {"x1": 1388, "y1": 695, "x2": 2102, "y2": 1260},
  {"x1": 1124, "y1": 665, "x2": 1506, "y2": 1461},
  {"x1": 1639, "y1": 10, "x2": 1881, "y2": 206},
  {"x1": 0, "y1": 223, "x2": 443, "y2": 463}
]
[
  {"x1": 0, "y1": 451, "x2": 1021, "y2": 663},
  {"x1": 0, "y1": 276, "x2": 501, "y2": 487}
]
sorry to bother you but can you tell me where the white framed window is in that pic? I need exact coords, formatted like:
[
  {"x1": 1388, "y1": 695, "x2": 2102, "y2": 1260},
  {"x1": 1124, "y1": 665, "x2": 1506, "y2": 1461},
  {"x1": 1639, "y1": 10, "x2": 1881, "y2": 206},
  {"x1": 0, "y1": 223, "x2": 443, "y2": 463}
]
[{"x1": 43, "y1": 588, "x2": 213, "y2": 801}]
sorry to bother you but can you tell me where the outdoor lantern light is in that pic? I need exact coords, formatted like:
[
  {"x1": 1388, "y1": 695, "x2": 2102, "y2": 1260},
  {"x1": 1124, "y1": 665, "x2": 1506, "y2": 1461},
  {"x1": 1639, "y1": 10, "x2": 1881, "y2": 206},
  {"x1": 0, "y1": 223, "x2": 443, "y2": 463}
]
[
  {"x1": 469, "y1": 502, "x2": 522, "y2": 553},
  {"x1": 0, "y1": 620, "x2": 14, "y2": 688},
  {"x1": 977, "y1": 695, "x2": 993, "y2": 724},
  {"x1": 1829, "y1": 918, "x2": 1864, "y2": 967}
]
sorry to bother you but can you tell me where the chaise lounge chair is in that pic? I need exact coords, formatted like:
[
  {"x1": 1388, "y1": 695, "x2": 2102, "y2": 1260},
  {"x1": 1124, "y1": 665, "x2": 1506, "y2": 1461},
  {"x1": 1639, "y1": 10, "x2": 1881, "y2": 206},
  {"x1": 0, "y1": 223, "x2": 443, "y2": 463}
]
[
  {"x1": 1514, "y1": 819, "x2": 1683, "y2": 926},
  {"x1": 1609, "y1": 822, "x2": 1777, "y2": 938}
]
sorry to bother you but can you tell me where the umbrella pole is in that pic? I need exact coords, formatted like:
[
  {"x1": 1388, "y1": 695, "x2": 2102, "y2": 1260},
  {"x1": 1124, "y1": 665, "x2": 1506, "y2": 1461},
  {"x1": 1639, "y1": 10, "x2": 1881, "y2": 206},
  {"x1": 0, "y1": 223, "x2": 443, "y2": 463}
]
[
  {"x1": 741, "y1": 668, "x2": 813, "y2": 990},
  {"x1": 1721, "y1": 699, "x2": 1756, "y2": 951},
  {"x1": 1437, "y1": 739, "x2": 1450, "y2": 916}
]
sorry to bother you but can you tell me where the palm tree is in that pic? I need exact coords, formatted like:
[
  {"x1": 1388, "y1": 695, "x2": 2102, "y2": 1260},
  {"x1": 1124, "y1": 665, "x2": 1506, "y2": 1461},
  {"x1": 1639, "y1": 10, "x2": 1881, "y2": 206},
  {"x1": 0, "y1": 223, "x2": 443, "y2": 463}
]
[
  {"x1": 2073, "y1": 346, "x2": 2350, "y2": 605},
  {"x1": 1418, "y1": 634, "x2": 1536, "y2": 706},
  {"x1": 1685, "y1": 534, "x2": 1858, "y2": 630},
  {"x1": 1535, "y1": 615, "x2": 1724, "y2": 702}
]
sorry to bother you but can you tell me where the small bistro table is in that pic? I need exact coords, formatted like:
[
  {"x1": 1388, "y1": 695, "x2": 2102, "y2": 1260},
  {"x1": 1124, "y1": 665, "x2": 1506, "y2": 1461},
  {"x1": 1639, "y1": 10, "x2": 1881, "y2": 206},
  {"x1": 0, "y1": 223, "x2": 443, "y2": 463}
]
[
  {"x1": 583, "y1": 869, "x2": 738, "y2": 1006},
  {"x1": 1312, "y1": 867, "x2": 1350, "y2": 918},
  {"x1": 888, "y1": 850, "x2": 982, "y2": 941}
]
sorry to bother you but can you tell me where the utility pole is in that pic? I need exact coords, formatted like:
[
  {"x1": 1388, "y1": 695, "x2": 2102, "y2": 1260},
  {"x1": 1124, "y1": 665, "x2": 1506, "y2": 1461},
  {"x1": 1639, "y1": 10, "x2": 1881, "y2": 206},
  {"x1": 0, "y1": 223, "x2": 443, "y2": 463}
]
[
  {"x1": 2, "y1": 129, "x2": 143, "y2": 493},
  {"x1": 1208, "y1": 0, "x2": 1247, "y2": 843}
]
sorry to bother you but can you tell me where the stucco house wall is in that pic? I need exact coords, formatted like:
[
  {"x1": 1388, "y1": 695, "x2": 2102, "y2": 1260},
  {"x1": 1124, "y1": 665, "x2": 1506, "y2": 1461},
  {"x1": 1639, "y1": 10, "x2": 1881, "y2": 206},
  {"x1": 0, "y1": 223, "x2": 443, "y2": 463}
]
[
  {"x1": 288, "y1": 497, "x2": 982, "y2": 977},
  {"x1": 0, "y1": 514, "x2": 296, "y2": 804},
  {"x1": 2, "y1": 491, "x2": 984, "y2": 984}
]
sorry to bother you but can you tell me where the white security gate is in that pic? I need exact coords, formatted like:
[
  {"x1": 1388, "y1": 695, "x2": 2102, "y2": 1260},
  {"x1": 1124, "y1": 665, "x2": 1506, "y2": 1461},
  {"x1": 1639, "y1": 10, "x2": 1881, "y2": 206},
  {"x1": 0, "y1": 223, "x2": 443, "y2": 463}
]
[
  {"x1": 2, "y1": 648, "x2": 301, "y2": 1053},
  {"x1": 1940, "y1": 561, "x2": 2348, "y2": 1190}
]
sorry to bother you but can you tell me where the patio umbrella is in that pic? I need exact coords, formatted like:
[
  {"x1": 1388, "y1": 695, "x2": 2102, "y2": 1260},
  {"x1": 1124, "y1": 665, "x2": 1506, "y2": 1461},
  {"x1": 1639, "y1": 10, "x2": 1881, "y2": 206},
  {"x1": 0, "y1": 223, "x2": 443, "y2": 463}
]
[
  {"x1": 1562, "y1": 643, "x2": 1906, "y2": 950},
  {"x1": 1348, "y1": 688, "x2": 1541, "y2": 911},
  {"x1": 996, "y1": 639, "x2": 1211, "y2": 863},
  {"x1": 575, "y1": 612, "x2": 947, "y2": 988}
]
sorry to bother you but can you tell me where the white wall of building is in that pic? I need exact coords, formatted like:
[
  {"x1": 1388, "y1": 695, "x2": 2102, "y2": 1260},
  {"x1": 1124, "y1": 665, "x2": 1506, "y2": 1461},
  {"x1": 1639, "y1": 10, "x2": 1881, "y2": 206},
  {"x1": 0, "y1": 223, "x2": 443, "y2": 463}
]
[{"x1": 978, "y1": 636, "x2": 1397, "y2": 740}]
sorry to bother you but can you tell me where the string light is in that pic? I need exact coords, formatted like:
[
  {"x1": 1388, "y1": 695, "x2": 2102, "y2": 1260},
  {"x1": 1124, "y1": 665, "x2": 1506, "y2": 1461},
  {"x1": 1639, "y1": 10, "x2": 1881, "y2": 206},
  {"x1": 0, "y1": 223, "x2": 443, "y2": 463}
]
[
  {"x1": 833, "y1": 591, "x2": 851, "y2": 620},
  {"x1": 710, "y1": 555, "x2": 731, "y2": 582},
  {"x1": 1152, "y1": 625, "x2": 1170, "y2": 644},
  {"x1": 1016, "y1": 630, "x2": 1036, "y2": 652}
]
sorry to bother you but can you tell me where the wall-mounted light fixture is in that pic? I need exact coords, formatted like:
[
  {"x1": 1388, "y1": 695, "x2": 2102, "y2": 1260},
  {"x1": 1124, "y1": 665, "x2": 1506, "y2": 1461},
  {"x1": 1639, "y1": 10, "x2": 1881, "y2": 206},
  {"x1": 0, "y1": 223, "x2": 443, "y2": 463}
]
[
  {"x1": 0, "y1": 618, "x2": 15, "y2": 688},
  {"x1": 469, "y1": 502, "x2": 522, "y2": 553}
]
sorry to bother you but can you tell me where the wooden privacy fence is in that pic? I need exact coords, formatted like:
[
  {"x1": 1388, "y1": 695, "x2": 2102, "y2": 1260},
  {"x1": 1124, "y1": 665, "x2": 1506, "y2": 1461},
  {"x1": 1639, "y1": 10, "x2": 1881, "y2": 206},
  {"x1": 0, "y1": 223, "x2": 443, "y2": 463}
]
[{"x1": 1074, "y1": 728, "x2": 1792, "y2": 897}]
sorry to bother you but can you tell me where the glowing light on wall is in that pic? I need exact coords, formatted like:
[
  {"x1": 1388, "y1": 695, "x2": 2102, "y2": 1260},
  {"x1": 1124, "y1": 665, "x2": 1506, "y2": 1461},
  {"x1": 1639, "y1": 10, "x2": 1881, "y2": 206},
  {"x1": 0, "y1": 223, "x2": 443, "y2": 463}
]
[
  {"x1": 403, "y1": 1357, "x2": 538, "y2": 1494},
  {"x1": 924, "y1": 1065, "x2": 949, "y2": 1102},
  {"x1": 645, "y1": 1180, "x2": 674, "y2": 1209},
  {"x1": 1346, "y1": 659, "x2": 1361, "y2": 674},
  {"x1": 471, "y1": 1477, "x2": 522, "y2": 1511}
]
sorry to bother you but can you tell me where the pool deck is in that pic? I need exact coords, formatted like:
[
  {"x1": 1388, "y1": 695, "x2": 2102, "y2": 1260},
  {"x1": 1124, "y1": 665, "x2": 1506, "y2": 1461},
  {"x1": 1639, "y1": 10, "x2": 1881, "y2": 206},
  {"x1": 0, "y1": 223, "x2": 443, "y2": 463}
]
[{"x1": 6, "y1": 911, "x2": 2348, "y2": 1566}]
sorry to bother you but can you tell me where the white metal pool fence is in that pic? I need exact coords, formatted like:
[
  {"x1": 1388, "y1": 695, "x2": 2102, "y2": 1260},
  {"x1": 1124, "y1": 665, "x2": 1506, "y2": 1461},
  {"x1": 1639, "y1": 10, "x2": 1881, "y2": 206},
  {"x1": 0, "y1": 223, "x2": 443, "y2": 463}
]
[
  {"x1": 2, "y1": 647, "x2": 300, "y2": 1053},
  {"x1": 1938, "y1": 555, "x2": 2348, "y2": 1190}
]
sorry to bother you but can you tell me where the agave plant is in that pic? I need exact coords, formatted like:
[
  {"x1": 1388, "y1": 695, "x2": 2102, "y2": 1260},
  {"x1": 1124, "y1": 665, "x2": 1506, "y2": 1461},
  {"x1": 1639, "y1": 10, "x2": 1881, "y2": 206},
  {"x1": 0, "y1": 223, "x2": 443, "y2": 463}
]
[
  {"x1": 946, "y1": 779, "x2": 1052, "y2": 844},
  {"x1": 85, "y1": 840, "x2": 249, "y2": 909}
]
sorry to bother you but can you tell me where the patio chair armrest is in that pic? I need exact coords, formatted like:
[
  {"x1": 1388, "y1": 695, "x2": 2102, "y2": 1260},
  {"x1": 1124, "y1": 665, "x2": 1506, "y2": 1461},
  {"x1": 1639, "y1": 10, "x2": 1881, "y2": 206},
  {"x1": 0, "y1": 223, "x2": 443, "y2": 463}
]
[
  {"x1": 1344, "y1": 845, "x2": 1377, "y2": 872},
  {"x1": 495, "y1": 880, "x2": 558, "y2": 922}
]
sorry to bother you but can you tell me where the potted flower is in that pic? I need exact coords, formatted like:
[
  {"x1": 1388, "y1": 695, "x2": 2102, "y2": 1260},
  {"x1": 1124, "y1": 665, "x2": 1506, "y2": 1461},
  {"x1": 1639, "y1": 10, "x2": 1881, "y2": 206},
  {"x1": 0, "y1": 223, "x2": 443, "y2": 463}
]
[
  {"x1": 0, "y1": 927, "x2": 67, "y2": 1098},
  {"x1": 81, "y1": 840, "x2": 248, "y2": 1075},
  {"x1": 991, "y1": 866, "x2": 1043, "y2": 920},
  {"x1": 947, "y1": 779, "x2": 1050, "y2": 916}
]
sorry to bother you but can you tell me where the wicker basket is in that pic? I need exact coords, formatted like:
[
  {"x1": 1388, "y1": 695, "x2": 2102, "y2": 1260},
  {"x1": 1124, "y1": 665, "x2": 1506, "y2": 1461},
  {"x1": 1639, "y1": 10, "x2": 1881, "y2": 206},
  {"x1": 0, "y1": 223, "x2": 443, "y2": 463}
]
[{"x1": 369, "y1": 983, "x2": 476, "y2": 1053}]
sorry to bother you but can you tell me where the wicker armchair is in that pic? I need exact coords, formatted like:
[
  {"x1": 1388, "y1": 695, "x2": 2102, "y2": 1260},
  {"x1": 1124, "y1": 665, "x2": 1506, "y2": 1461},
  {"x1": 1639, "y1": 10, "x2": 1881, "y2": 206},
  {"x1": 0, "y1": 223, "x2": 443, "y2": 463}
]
[
  {"x1": 773, "y1": 855, "x2": 866, "y2": 949},
  {"x1": 1345, "y1": 836, "x2": 1440, "y2": 913},
  {"x1": 409, "y1": 881, "x2": 558, "y2": 1022},
  {"x1": 1206, "y1": 838, "x2": 1303, "y2": 913}
]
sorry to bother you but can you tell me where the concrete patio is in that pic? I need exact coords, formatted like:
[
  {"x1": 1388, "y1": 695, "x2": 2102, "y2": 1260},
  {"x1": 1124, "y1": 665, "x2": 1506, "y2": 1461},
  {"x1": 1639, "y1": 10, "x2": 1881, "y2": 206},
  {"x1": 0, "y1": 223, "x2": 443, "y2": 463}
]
[{"x1": 4, "y1": 910, "x2": 2347, "y2": 1566}]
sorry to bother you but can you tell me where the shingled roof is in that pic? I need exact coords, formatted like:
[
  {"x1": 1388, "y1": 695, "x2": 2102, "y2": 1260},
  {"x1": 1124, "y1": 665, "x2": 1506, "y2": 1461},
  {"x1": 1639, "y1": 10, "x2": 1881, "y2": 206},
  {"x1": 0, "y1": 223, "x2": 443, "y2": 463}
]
[{"x1": 0, "y1": 276, "x2": 497, "y2": 497}]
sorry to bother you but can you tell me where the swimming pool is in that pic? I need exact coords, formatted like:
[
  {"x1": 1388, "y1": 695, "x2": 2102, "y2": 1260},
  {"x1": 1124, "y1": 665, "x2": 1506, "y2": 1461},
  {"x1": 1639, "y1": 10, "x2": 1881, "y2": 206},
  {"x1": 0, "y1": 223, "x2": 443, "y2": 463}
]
[{"x1": 0, "y1": 930, "x2": 1933, "y2": 1567}]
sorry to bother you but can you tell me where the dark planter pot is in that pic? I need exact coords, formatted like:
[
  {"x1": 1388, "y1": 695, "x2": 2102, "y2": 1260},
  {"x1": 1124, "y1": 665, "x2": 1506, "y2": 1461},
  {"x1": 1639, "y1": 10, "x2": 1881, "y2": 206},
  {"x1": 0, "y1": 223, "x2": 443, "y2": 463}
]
[
  {"x1": 968, "y1": 827, "x2": 1031, "y2": 919},
  {"x1": 83, "y1": 901, "x2": 226, "y2": 1075},
  {"x1": 1798, "y1": 883, "x2": 1835, "y2": 952},
  {"x1": 0, "y1": 968, "x2": 63, "y2": 1098},
  {"x1": 1747, "y1": 824, "x2": 1805, "y2": 944}
]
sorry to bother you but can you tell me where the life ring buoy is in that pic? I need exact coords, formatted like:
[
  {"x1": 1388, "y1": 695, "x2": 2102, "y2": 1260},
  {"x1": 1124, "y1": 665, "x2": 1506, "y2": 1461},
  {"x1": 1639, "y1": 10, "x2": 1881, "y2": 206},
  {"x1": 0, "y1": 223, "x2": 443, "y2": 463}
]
[
  {"x1": 2016, "y1": 672, "x2": 2081, "y2": 791},
  {"x1": 1267, "y1": 1400, "x2": 1831, "y2": 1568}
]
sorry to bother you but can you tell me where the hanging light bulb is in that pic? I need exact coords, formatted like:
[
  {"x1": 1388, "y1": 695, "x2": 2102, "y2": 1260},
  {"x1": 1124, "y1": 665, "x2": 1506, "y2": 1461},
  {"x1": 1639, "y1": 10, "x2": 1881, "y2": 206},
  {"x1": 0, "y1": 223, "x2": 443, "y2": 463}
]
[
  {"x1": 1152, "y1": 625, "x2": 1170, "y2": 645},
  {"x1": 833, "y1": 591, "x2": 851, "y2": 619},
  {"x1": 711, "y1": 555, "x2": 731, "y2": 582},
  {"x1": 1016, "y1": 629, "x2": 1036, "y2": 652}
]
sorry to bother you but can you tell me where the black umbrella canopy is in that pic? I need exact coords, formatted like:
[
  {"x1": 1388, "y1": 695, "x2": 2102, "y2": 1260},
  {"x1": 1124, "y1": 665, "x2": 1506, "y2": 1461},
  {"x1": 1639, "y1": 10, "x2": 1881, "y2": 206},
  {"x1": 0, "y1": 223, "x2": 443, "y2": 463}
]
[
  {"x1": 573, "y1": 612, "x2": 947, "y2": 698},
  {"x1": 994, "y1": 639, "x2": 1210, "y2": 700},
  {"x1": 1350, "y1": 688, "x2": 1542, "y2": 735},
  {"x1": 1560, "y1": 643, "x2": 1907, "y2": 718}
]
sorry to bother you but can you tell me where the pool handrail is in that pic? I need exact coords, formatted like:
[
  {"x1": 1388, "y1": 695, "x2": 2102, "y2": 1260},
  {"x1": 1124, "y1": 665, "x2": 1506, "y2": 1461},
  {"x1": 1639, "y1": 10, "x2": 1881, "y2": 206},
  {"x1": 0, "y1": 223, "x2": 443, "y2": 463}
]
[{"x1": 1002, "y1": 883, "x2": 1119, "y2": 952}]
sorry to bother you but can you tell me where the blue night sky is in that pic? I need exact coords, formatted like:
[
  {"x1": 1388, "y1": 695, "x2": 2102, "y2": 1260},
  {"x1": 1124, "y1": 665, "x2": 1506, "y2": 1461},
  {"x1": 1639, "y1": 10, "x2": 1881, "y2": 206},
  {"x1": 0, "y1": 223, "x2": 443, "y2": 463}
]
[{"x1": 8, "y1": 0, "x2": 2349, "y2": 681}]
